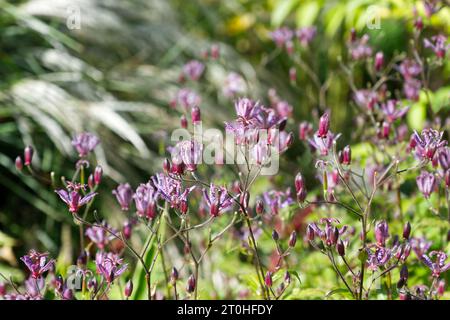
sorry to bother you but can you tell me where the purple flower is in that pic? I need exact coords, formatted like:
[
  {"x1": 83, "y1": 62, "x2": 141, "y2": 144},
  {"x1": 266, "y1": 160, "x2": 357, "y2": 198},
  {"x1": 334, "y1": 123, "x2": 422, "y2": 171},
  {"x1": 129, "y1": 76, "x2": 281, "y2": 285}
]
[
  {"x1": 133, "y1": 183, "x2": 159, "y2": 219},
  {"x1": 174, "y1": 140, "x2": 203, "y2": 172},
  {"x1": 151, "y1": 173, "x2": 195, "y2": 214},
  {"x1": 95, "y1": 252, "x2": 127, "y2": 283},
  {"x1": 270, "y1": 27, "x2": 294, "y2": 48},
  {"x1": 20, "y1": 250, "x2": 55, "y2": 279},
  {"x1": 375, "y1": 220, "x2": 389, "y2": 247},
  {"x1": 366, "y1": 246, "x2": 392, "y2": 271},
  {"x1": 380, "y1": 100, "x2": 409, "y2": 123},
  {"x1": 55, "y1": 189, "x2": 97, "y2": 213},
  {"x1": 262, "y1": 189, "x2": 294, "y2": 215},
  {"x1": 112, "y1": 183, "x2": 134, "y2": 211},
  {"x1": 403, "y1": 78, "x2": 421, "y2": 101},
  {"x1": 250, "y1": 140, "x2": 270, "y2": 165},
  {"x1": 307, "y1": 218, "x2": 348, "y2": 247},
  {"x1": 416, "y1": 171, "x2": 438, "y2": 199},
  {"x1": 424, "y1": 0, "x2": 439, "y2": 17},
  {"x1": 348, "y1": 34, "x2": 372, "y2": 60},
  {"x1": 421, "y1": 251, "x2": 450, "y2": 277},
  {"x1": 234, "y1": 98, "x2": 261, "y2": 126},
  {"x1": 72, "y1": 132, "x2": 100, "y2": 157},
  {"x1": 309, "y1": 131, "x2": 339, "y2": 156},
  {"x1": 296, "y1": 27, "x2": 316, "y2": 46},
  {"x1": 411, "y1": 128, "x2": 447, "y2": 161},
  {"x1": 424, "y1": 35, "x2": 449, "y2": 59},
  {"x1": 411, "y1": 237, "x2": 432, "y2": 258},
  {"x1": 438, "y1": 147, "x2": 450, "y2": 171},
  {"x1": 173, "y1": 88, "x2": 201, "y2": 110},
  {"x1": 202, "y1": 184, "x2": 234, "y2": 217},
  {"x1": 317, "y1": 113, "x2": 330, "y2": 138},
  {"x1": 223, "y1": 73, "x2": 246, "y2": 97},
  {"x1": 353, "y1": 90, "x2": 378, "y2": 110},
  {"x1": 182, "y1": 60, "x2": 205, "y2": 81},
  {"x1": 85, "y1": 221, "x2": 115, "y2": 250},
  {"x1": 398, "y1": 59, "x2": 422, "y2": 80}
]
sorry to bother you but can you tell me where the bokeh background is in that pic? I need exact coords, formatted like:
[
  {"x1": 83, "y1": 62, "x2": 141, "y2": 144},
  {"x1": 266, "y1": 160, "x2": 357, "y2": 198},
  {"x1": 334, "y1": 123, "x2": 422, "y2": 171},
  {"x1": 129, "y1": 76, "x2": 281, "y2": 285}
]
[{"x1": 0, "y1": 0, "x2": 449, "y2": 294}]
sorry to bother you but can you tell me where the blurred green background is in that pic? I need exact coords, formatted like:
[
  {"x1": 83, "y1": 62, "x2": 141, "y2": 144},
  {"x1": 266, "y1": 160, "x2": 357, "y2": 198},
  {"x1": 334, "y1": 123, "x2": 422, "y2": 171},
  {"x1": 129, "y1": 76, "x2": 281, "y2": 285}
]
[{"x1": 0, "y1": 0, "x2": 449, "y2": 289}]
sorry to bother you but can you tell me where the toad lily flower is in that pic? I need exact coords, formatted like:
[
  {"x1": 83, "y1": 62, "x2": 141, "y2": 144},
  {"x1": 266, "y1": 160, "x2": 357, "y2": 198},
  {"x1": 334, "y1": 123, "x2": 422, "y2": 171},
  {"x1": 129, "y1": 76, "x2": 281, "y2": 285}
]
[
  {"x1": 133, "y1": 183, "x2": 159, "y2": 219},
  {"x1": 21, "y1": 250, "x2": 55, "y2": 279},
  {"x1": 112, "y1": 183, "x2": 134, "y2": 211},
  {"x1": 416, "y1": 171, "x2": 438, "y2": 199},
  {"x1": 85, "y1": 221, "x2": 115, "y2": 250},
  {"x1": 55, "y1": 189, "x2": 97, "y2": 213},
  {"x1": 421, "y1": 251, "x2": 450, "y2": 278},
  {"x1": 72, "y1": 132, "x2": 100, "y2": 157},
  {"x1": 424, "y1": 35, "x2": 449, "y2": 59},
  {"x1": 380, "y1": 100, "x2": 409, "y2": 123},
  {"x1": 96, "y1": 252, "x2": 128, "y2": 283},
  {"x1": 307, "y1": 218, "x2": 348, "y2": 247},
  {"x1": 375, "y1": 220, "x2": 389, "y2": 247},
  {"x1": 411, "y1": 129, "x2": 447, "y2": 162},
  {"x1": 202, "y1": 184, "x2": 234, "y2": 217}
]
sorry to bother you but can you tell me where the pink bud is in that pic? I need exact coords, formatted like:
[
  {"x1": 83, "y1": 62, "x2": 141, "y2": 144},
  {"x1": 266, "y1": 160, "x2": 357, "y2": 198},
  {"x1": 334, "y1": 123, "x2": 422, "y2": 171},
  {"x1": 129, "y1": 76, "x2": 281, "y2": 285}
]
[
  {"x1": 15, "y1": 156, "x2": 23, "y2": 171},
  {"x1": 414, "y1": 17, "x2": 423, "y2": 31},
  {"x1": 94, "y1": 166, "x2": 102, "y2": 185},
  {"x1": 375, "y1": 52, "x2": 384, "y2": 72},
  {"x1": 256, "y1": 199, "x2": 264, "y2": 214},
  {"x1": 289, "y1": 67, "x2": 297, "y2": 82},
  {"x1": 307, "y1": 225, "x2": 315, "y2": 241},
  {"x1": 191, "y1": 106, "x2": 201, "y2": 124},
  {"x1": 24, "y1": 146, "x2": 34, "y2": 166},
  {"x1": 265, "y1": 271, "x2": 273, "y2": 287},
  {"x1": 88, "y1": 174, "x2": 94, "y2": 189},
  {"x1": 180, "y1": 115, "x2": 188, "y2": 129},
  {"x1": 445, "y1": 170, "x2": 450, "y2": 188},
  {"x1": 125, "y1": 280, "x2": 133, "y2": 297},
  {"x1": 342, "y1": 145, "x2": 351, "y2": 165},
  {"x1": 211, "y1": 44, "x2": 220, "y2": 59},
  {"x1": 318, "y1": 113, "x2": 330, "y2": 138},
  {"x1": 123, "y1": 221, "x2": 132, "y2": 239},
  {"x1": 187, "y1": 274, "x2": 196, "y2": 293},
  {"x1": 288, "y1": 231, "x2": 297, "y2": 248}
]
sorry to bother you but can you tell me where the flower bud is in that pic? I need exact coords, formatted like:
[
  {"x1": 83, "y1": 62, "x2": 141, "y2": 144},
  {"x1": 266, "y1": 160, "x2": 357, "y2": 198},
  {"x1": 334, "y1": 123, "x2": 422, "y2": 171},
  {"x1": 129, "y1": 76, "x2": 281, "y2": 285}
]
[
  {"x1": 191, "y1": 106, "x2": 201, "y2": 124},
  {"x1": 24, "y1": 146, "x2": 34, "y2": 166},
  {"x1": 240, "y1": 191, "x2": 250, "y2": 210},
  {"x1": 299, "y1": 121, "x2": 312, "y2": 140},
  {"x1": 0, "y1": 282, "x2": 5, "y2": 296},
  {"x1": 211, "y1": 44, "x2": 220, "y2": 59},
  {"x1": 288, "y1": 231, "x2": 297, "y2": 248},
  {"x1": 381, "y1": 121, "x2": 390, "y2": 139},
  {"x1": 94, "y1": 166, "x2": 102, "y2": 185},
  {"x1": 186, "y1": 274, "x2": 196, "y2": 293},
  {"x1": 180, "y1": 115, "x2": 188, "y2": 129},
  {"x1": 438, "y1": 280, "x2": 445, "y2": 296},
  {"x1": 399, "y1": 292, "x2": 410, "y2": 300},
  {"x1": 272, "y1": 230, "x2": 279, "y2": 241},
  {"x1": 400, "y1": 265, "x2": 408, "y2": 281},
  {"x1": 123, "y1": 221, "x2": 132, "y2": 240},
  {"x1": 284, "y1": 271, "x2": 291, "y2": 284},
  {"x1": 318, "y1": 113, "x2": 330, "y2": 138},
  {"x1": 330, "y1": 227, "x2": 339, "y2": 245},
  {"x1": 350, "y1": 28, "x2": 357, "y2": 42},
  {"x1": 445, "y1": 170, "x2": 450, "y2": 188},
  {"x1": 15, "y1": 156, "x2": 23, "y2": 171},
  {"x1": 307, "y1": 224, "x2": 315, "y2": 241},
  {"x1": 88, "y1": 278, "x2": 98, "y2": 291},
  {"x1": 255, "y1": 199, "x2": 264, "y2": 214},
  {"x1": 265, "y1": 271, "x2": 273, "y2": 287},
  {"x1": 403, "y1": 222, "x2": 411, "y2": 240},
  {"x1": 289, "y1": 67, "x2": 297, "y2": 82},
  {"x1": 295, "y1": 173, "x2": 307, "y2": 203},
  {"x1": 163, "y1": 158, "x2": 171, "y2": 174},
  {"x1": 171, "y1": 267, "x2": 179, "y2": 283},
  {"x1": 374, "y1": 52, "x2": 384, "y2": 72},
  {"x1": 414, "y1": 17, "x2": 423, "y2": 31},
  {"x1": 375, "y1": 220, "x2": 389, "y2": 247},
  {"x1": 342, "y1": 145, "x2": 351, "y2": 165},
  {"x1": 77, "y1": 250, "x2": 87, "y2": 267},
  {"x1": 180, "y1": 200, "x2": 188, "y2": 214},
  {"x1": 125, "y1": 280, "x2": 133, "y2": 298},
  {"x1": 88, "y1": 174, "x2": 94, "y2": 189},
  {"x1": 336, "y1": 240, "x2": 345, "y2": 256}
]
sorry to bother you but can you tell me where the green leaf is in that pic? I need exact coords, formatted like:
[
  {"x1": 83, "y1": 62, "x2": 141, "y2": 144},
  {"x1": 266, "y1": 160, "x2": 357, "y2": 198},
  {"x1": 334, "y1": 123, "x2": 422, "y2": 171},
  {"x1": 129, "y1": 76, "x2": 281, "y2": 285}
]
[
  {"x1": 271, "y1": 0, "x2": 301, "y2": 27},
  {"x1": 406, "y1": 96, "x2": 426, "y2": 130},
  {"x1": 295, "y1": 1, "x2": 320, "y2": 27}
]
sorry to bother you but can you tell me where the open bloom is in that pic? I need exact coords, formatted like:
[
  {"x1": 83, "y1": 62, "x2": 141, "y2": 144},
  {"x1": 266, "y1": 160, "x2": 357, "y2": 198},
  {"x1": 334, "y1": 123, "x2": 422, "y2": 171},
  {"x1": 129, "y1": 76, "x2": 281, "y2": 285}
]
[
  {"x1": 112, "y1": 183, "x2": 134, "y2": 211},
  {"x1": 234, "y1": 98, "x2": 261, "y2": 126},
  {"x1": 353, "y1": 90, "x2": 378, "y2": 110},
  {"x1": 223, "y1": 72, "x2": 246, "y2": 97},
  {"x1": 72, "y1": 132, "x2": 100, "y2": 157},
  {"x1": 85, "y1": 221, "x2": 115, "y2": 250},
  {"x1": 307, "y1": 218, "x2": 348, "y2": 247},
  {"x1": 380, "y1": 100, "x2": 409, "y2": 123},
  {"x1": 348, "y1": 34, "x2": 372, "y2": 60},
  {"x1": 202, "y1": 184, "x2": 234, "y2": 217},
  {"x1": 263, "y1": 189, "x2": 294, "y2": 215},
  {"x1": 175, "y1": 140, "x2": 203, "y2": 172},
  {"x1": 398, "y1": 59, "x2": 421, "y2": 80},
  {"x1": 173, "y1": 88, "x2": 201, "y2": 110},
  {"x1": 411, "y1": 128, "x2": 447, "y2": 161},
  {"x1": 424, "y1": 35, "x2": 449, "y2": 59},
  {"x1": 416, "y1": 171, "x2": 438, "y2": 199},
  {"x1": 21, "y1": 250, "x2": 55, "y2": 279},
  {"x1": 151, "y1": 173, "x2": 195, "y2": 213},
  {"x1": 96, "y1": 252, "x2": 128, "y2": 283},
  {"x1": 366, "y1": 246, "x2": 392, "y2": 271},
  {"x1": 403, "y1": 78, "x2": 421, "y2": 101},
  {"x1": 411, "y1": 237, "x2": 432, "y2": 258},
  {"x1": 270, "y1": 27, "x2": 293, "y2": 48},
  {"x1": 133, "y1": 183, "x2": 159, "y2": 219},
  {"x1": 421, "y1": 251, "x2": 450, "y2": 277},
  {"x1": 55, "y1": 189, "x2": 97, "y2": 213},
  {"x1": 296, "y1": 27, "x2": 316, "y2": 46},
  {"x1": 182, "y1": 60, "x2": 205, "y2": 81},
  {"x1": 309, "y1": 131, "x2": 339, "y2": 156}
]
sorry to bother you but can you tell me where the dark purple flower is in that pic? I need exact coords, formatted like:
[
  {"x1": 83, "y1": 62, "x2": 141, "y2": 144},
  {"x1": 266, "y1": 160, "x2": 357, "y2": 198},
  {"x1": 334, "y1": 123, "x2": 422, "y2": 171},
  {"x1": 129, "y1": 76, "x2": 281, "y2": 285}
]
[
  {"x1": 20, "y1": 250, "x2": 55, "y2": 279},
  {"x1": 424, "y1": 35, "x2": 449, "y2": 59},
  {"x1": 202, "y1": 184, "x2": 234, "y2": 217},
  {"x1": 308, "y1": 218, "x2": 348, "y2": 247},
  {"x1": 85, "y1": 221, "x2": 115, "y2": 250},
  {"x1": 296, "y1": 27, "x2": 316, "y2": 46},
  {"x1": 133, "y1": 183, "x2": 159, "y2": 219},
  {"x1": 96, "y1": 252, "x2": 128, "y2": 283},
  {"x1": 55, "y1": 189, "x2": 97, "y2": 213},
  {"x1": 416, "y1": 171, "x2": 438, "y2": 199},
  {"x1": 186, "y1": 274, "x2": 196, "y2": 293},
  {"x1": 72, "y1": 132, "x2": 100, "y2": 157},
  {"x1": 381, "y1": 100, "x2": 409, "y2": 123},
  {"x1": 366, "y1": 246, "x2": 392, "y2": 271},
  {"x1": 182, "y1": 60, "x2": 205, "y2": 81},
  {"x1": 421, "y1": 251, "x2": 450, "y2": 277},
  {"x1": 112, "y1": 183, "x2": 134, "y2": 211}
]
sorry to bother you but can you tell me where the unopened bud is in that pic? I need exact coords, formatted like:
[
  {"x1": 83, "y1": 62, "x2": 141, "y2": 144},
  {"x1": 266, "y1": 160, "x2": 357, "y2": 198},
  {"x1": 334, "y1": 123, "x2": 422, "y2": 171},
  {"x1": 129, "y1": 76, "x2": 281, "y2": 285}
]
[
  {"x1": 336, "y1": 240, "x2": 345, "y2": 256},
  {"x1": 24, "y1": 146, "x2": 34, "y2": 166},
  {"x1": 15, "y1": 156, "x2": 23, "y2": 171},
  {"x1": 125, "y1": 280, "x2": 133, "y2": 297},
  {"x1": 180, "y1": 115, "x2": 188, "y2": 129},
  {"x1": 289, "y1": 67, "x2": 297, "y2": 82},
  {"x1": 123, "y1": 221, "x2": 132, "y2": 240},
  {"x1": 94, "y1": 166, "x2": 102, "y2": 185},
  {"x1": 272, "y1": 230, "x2": 279, "y2": 241},
  {"x1": 307, "y1": 225, "x2": 315, "y2": 241},
  {"x1": 403, "y1": 222, "x2": 411, "y2": 240},
  {"x1": 256, "y1": 199, "x2": 264, "y2": 214},
  {"x1": 265, "y1": 271, "x2": 273, "y2": 287},
  {"x1": 318, "y1": 113, "x2": 330, "y2": 138},
  {"x1": 88, "y1": 174, "x2": 94, "y2": 189},
  {"x1": 374, "y1": 52, "x2": 384, "y2": 72},
  {"x1": 342, "y1": 145, "x2": 351, "y2": 165},
  {"x1": 186, "y1": 274, "x2": 196, "y2": 293},
  {"x1": 288, "y1": 231, "x2": 297, "y2": 248},
  {"x1": 171, "y1": 267, "x2": 179, "y2": 283},
  {"x1": 191, "y1": 106, "x2": 201, "y2": 124}
]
